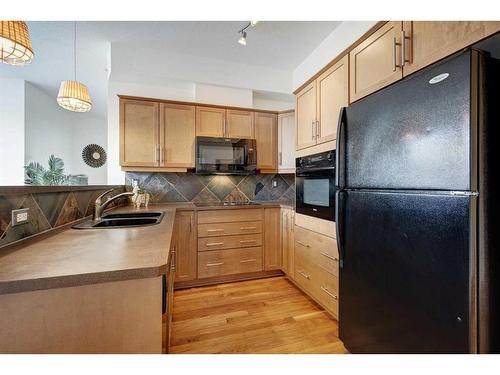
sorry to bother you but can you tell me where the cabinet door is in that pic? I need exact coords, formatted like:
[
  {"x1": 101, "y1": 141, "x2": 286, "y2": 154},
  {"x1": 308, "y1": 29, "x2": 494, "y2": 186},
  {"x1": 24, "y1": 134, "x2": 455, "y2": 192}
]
[
  {"x1": 195, "y1": 106, "x2": 225, "y2": 137},
  {"x1": 255, "y1": 111, "x2": 278, "y2": 172},
  {"x1": 160, "y1": 103, "x2": 196, "y2": 168},
  {"x1": 264, "y1": 208, "x2": 282, "y2": 271},
  {"x1": 174, "y1": 211, "x2": 197, "y2": 282},
  {"x1": 120, "y1": 99, "x2": 159, "y2": 167},
  {"x1": 281, "y1": 209, "x2": 295, "y2": 278},
  {"x1": 316, "y1": 55, "x2": 348, "y2": 145},
  {"x1": 403, "y1": 21, "x2": 500, "y2": 76},
  {"x1": 295, "y1": 81, "x2": 317, "y2": 150},
  {"x1": 278, "y1": 111, "x2": 295, "y2": 173},
  {"x1": 349, "y1": 21, "x2": 403, "y2": 102},
  {"x1": 226, "y1": 109, "x2": 254, "y2": 139}
]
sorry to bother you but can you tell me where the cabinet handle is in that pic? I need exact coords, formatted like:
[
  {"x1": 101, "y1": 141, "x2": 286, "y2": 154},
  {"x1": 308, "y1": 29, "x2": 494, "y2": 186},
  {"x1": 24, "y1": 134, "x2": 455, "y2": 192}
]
[
  {"x1": 224, "y1": 118, "x2": 227, "y2": 136},
  {"x1": 279, "y1": 151, "x2": 282, "y2": 166},
  {"x1": 160, "y1": 148, "x2": 165, "y2": 165},
  {"x1": 393, "y1": 36, "x2": 401, "y2": 72},
  {"x1": 207, "y1": 262, "x2": 224, "y2": 267},
  {"x1": 207, "y1": 229, "x2": 224, "y2": 233},
  {"x1": 296, "y1": 240, "x2": 310, "y2": 248},
  {"x1": 240, "y1": 239, "x2": 257, "y2": 244},
  {"x1": 321, "y1": 286, "x2": 338, "y2": 300},
  {"x1": 311, "y1": 120, "x2": 316, "y2": 140},
  {"x1": 240, "y1": 259, "x2": 257, "y2": 263},
  {"x1": 316, "y1": 120, "x2": 320, "y2": 139},
  {"x1": 321, "y1": 252, "x2": 338, "y2": 261},
  {"x1": 155, "y1": 146, "x2": 160, "y2": 165},
  {"x1": 206, "y1": 242, "x2": 224, "y2": 246},
  {"x1": 240, "y1": 226, "x2": 257, "y2": 230},
  {"x1": 401, "y1": 30, "x2": 410, "y2": 66},
  {"x1": 298, "y1": 270, "x2": 310, "y2": 280}
]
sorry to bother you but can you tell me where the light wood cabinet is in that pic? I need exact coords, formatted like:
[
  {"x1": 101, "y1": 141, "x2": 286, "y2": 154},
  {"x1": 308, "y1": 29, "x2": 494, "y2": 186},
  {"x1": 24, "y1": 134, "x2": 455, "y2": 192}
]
[
  {"x1": 195, "y1": 106, "x2": 226, "y2": 137},
  {"x1": 165, "y1": 249, "x2": 175, "y2": 353},
  {"x1": 255, "y1": 111, "x2": 278, "y2": 172},
  {"x1": 281, "y1": 208, "x2": 295, "y2": 278},
  {"x1": 173, "y1": 211, "x2": 197, "y2": 282},
  {"x1": 296, "y1": 81, "x2": 317, "y2": 151},
  {"x1": 278, "y1": 111, "x2": 295, "y2": 173},
  {"x1": 316, "y1": 55, "x2": 348, "y2": 145},
  {"x1": 198, "y1": 247, "x2": 263, "y2": 278},
  {"x1": 226, "y1": 109, "x2": 254, "y2": 139},
  {"x1": 402, "y1": 21, "x2": 500, "y2": 76},
  {"x1": 264, "y1": 208, "x2": 281, "y2": 271},
  {"x1": 349, "y1": 21, "x2": 403, "y2": 102},
  {"x1": 120, "y1": 99, "x2": 159, "y2": 167},
  {"x1": 160, "y1": 103, "x2": 195, "y2": 168}
]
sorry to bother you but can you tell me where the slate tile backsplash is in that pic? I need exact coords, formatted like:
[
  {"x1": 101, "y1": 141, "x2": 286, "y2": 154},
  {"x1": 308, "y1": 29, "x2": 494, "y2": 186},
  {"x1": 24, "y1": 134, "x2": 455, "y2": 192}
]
[
  {"x1": 0, "y1": 186, "x2": 126, "y2": 248},
  {"x1": 125, "y1": 172, "x2": 295, "y2": 204}
]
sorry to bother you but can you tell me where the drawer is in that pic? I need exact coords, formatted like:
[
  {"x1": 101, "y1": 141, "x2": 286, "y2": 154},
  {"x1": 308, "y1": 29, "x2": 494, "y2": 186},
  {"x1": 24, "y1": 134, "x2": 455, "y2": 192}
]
[
  {"x1": 198, "y1": 233, "x2": 263, "y2": 252},
  {"x1": 294, "y1": 250, "x2": 316, "y2": 295},
  {"x1": 198, "y1": 221, "x2": 263, "y2": 237},
  {"x1": 198, "y1": 247, "x2": 263, "y2": 278},
  {"x1": 294, "y1": 226, "x2": 339, "y2": 277},
  {"x1": 197, "y1": 208, "x2": 263, "y2": 224}
]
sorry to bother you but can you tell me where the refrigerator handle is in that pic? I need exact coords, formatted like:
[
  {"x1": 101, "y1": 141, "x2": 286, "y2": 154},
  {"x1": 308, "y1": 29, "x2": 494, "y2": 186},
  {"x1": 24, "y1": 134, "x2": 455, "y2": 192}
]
[
  {"x1": 335, "y1": 190, "x2": 346, "y2": 268},
  {"x1": 335, "y1": 107, "x2": 346, "y2": 189}
]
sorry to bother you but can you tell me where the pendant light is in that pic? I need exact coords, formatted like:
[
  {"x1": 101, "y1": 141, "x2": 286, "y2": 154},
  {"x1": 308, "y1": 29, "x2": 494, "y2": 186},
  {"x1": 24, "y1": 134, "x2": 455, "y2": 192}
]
[
  {"x1": 57, "y1": 22, "x2": 92, "y2": 113},
  {"x1": 0, "y1": 21, "x2": 34, "y2": 65}
]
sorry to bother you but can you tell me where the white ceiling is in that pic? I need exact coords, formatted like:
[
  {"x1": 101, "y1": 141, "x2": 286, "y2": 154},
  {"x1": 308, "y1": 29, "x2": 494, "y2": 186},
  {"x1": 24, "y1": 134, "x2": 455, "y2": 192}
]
[{"x1": 0, "y1": 21, "x2": 341, "y2": 117}]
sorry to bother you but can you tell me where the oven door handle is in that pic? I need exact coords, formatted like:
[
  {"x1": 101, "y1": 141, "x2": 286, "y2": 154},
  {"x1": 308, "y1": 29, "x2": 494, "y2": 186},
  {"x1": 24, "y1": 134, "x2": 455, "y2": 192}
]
[{"x1": 335, "y1": 107, "x2": 346, "y2": 189}]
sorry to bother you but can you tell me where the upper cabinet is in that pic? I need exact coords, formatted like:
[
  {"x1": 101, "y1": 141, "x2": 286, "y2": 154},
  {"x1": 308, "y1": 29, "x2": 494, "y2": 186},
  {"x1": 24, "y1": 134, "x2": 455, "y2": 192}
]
[
  {"x1": 278, "y1": 111, "x2": 295, "y2": 173},
  {"x1": 226, "y1": 109, "x2": 254, "y2": 139},
  {"x1": 255, "y1": 111, "x2": 278, "y2": 172},
  {"x1": 402, "y1": 21, "x2": 500, "y2": 76},
  {"x1": 160, "y1": 103, "x2": 196, "y2": 168},
  {"x1": 296, "y1": 55, "x2": 348, "y2": 156},
  {"x1": 120, "y1": 99, "x2": 160, "y2": 167},
  {"x1": 195, "y1": 106, "x2": 226, "y2": 137},
  {"x1": 349, "y1": 21, "x2": 403, "y2": 103}
]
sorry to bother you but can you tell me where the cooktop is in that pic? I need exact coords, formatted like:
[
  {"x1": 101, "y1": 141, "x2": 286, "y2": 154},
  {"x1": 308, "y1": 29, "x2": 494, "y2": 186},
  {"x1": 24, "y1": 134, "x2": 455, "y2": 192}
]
[{"x1": 193, "y1": 202, "x2": 261, "y2": 207}]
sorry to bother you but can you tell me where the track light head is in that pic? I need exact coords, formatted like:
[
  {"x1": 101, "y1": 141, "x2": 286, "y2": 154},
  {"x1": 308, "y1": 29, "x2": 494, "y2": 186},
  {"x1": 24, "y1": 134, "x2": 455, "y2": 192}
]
[{"x1": 238, "y1": 31, "x2": 247, "y2": 46}]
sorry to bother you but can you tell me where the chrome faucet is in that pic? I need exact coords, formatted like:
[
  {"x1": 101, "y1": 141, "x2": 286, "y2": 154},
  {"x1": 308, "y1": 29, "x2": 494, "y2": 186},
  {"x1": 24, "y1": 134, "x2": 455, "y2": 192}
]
[{"x1": 93, "y1": 189, "x2": 134, "y2": 221}]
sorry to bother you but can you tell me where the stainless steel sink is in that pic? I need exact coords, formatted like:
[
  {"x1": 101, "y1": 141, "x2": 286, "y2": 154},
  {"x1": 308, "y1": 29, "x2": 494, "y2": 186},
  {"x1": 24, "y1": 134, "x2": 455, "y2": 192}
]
[{"x1": 72, "y1": 211, "x2": 164, "y2": 229}]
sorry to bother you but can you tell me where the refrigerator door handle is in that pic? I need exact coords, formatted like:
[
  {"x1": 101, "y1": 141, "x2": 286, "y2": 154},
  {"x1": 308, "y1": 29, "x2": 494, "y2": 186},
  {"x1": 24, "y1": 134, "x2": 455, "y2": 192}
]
[
  {"x1": 336, "y1": 107, "x2": 346, "y2": 189},
  {"x1": 335, "y1": 190, "x2": 346, "y2": 268}
]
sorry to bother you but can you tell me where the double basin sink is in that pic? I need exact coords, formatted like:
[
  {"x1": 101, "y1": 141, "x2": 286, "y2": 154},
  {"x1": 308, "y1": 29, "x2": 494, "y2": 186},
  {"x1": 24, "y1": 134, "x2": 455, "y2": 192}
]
[{"x1": 73, "y1": 211, "x2": 164, "y2": 229}]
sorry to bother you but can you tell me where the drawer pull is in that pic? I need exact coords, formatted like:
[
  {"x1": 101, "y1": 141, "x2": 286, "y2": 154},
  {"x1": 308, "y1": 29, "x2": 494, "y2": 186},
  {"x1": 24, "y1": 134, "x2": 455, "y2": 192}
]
[
  {"x1": 206, "y1": 262, "x2": 224, "y2": 267},
  {"x1": 321, "y1": 286, "x2": 338, "y2": 300},
  {"x1": 240, "y1": 259, "x2": 257, "y2": 263},
  {"x1": 321, "y1": 252, "x2": 338, "y2": 261},
  {"x1": 206, "y1": 242, "x2": 224, "y2": 246},
  {"x1": 240, "y1": 240, "x2": 257, "y2": 244},
  {"x1": 240, "y1": 226, "x2": 257, "y2": 230},
  {"x1": 297, "y1": 270, "x2": 310, "y2": 280},
  {"x1": 207, "y1": 229, "x2": 224, "y2": 232},
  {"x1": 296, "y1": 240, "x2": 310, "y2": 248}
]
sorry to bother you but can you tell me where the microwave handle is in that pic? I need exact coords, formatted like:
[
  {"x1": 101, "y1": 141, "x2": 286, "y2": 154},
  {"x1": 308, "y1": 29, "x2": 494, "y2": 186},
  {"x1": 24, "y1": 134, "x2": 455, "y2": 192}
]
[{"x1": 335, "y1": 107, "x2": 346, "y2": 189}]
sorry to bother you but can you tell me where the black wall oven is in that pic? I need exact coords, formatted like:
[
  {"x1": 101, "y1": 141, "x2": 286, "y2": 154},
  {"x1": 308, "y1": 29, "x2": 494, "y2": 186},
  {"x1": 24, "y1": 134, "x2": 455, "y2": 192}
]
[{"x1": 296, "y1": 150, "x2": 336, "y2": 222}]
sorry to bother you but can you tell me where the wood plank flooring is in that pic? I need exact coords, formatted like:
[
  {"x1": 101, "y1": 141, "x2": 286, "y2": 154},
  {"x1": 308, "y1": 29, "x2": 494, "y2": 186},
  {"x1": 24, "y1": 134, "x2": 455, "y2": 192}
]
[{"x1": 168, "y1": 276, "x2": 348, "y2": 354}]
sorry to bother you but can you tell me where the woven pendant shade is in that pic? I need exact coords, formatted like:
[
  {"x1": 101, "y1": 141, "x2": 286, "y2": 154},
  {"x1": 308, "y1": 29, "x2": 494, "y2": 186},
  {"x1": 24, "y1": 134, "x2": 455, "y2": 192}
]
[
  {"x1": 0, "y1": 21, "x2": 34, "y2": 65},
  {"x1": 57, "y1": 81, "x2": 92, "y2": 112}
]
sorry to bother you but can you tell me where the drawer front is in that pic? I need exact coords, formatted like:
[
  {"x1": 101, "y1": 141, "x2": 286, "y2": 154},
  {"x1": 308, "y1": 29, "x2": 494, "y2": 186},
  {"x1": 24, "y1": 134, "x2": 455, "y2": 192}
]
[
  {"x1": 294, "y1": 226, "x2": 339, "y2": 277},
  {"x1": 198, "y1": 247, "x2": 263, "y2": 278},
  {"x1": 294, "y1": 250, "x2": 316, "y2": 294},
  {"x1": 197, "y1": 208, "x2": 263, "y2": 224},
  {"x1": 198, "y1": 221, "x2": 263, "y2": 237},
  {"x1": 198, "y1": 233, "x2": 263, "y2": 251}
]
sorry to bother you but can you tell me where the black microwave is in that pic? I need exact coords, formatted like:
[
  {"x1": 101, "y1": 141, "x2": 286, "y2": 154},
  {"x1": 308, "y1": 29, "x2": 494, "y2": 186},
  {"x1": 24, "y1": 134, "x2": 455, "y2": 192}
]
[
  {"x1": 296, "y1": 150, "x2": 336, "y2": 221},
  {"x1": 195, "y1": 137, "x2": 257, "y2": 175}
]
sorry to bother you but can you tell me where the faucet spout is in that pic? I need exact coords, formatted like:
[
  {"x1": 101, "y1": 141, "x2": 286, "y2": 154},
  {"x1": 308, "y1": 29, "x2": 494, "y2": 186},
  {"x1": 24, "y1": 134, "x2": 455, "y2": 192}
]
[{"x1": 93, "y1": 190, "x2": 134, "y2": 221}]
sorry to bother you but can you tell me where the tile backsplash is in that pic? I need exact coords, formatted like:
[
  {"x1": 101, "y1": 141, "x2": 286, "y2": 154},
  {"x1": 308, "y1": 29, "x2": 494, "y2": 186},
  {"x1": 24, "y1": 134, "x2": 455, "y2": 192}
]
[
  {"x1": 0, "y1": 186, "x2": 126, "y2": 248},
  {"x1": 125, "y1": 172, "x2": 295, "y2": 204}
]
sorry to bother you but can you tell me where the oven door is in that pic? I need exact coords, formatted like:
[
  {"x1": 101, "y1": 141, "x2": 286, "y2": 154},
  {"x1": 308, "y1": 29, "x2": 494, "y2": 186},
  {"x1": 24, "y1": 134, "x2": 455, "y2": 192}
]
[
  {"x1": 296, "y1": 169, "x2": 336, "y2": 221},
  {"x1": 196, "y1": 137, "x2": 256, "y2": 174}
]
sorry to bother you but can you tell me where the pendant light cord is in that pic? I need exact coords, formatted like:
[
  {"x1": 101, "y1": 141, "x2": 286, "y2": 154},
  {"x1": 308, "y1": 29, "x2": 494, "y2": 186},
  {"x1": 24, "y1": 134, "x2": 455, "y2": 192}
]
[{"x1": 74, "y1": 21, "x2": 77, "y2": 82}]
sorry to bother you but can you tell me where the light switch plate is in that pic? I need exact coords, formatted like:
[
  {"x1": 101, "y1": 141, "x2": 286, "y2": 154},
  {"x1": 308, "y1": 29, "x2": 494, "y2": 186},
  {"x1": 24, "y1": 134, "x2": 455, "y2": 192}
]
[{"x1": 12, "y1": 208, "x2": 29, "y2": 226}]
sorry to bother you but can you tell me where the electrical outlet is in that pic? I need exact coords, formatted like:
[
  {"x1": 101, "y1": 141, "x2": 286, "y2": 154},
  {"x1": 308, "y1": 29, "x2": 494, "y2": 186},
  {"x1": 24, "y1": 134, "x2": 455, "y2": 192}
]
[
  {"x1": 12, "y1": 208, "x2": 29, "y2": 226},
  {"x1": 272, "y1": 180, "x2": 278, "y2": 188}
]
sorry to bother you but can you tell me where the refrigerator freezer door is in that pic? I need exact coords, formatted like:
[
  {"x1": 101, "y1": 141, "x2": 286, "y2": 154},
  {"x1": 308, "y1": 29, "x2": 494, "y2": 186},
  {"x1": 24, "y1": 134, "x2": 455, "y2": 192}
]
[
  {"x1": 344, "y1": 51, "x2": 472, "y2": 191},
  {"x1": 339, "y1": 190, "x2": 473, "y2": 353}
]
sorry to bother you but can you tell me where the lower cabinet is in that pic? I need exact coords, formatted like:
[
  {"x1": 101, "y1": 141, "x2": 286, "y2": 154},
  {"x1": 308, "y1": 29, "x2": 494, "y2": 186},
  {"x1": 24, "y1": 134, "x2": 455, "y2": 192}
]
[
  {"x1": 198, "y1": 247, "x2": 263, "y2": 278},
  {"x1": 264, "y1": 208, "x2": 282, "y2": 270},
  {"x1": 164, "y1": 248, "x2": 175, "y2": 353},
  {"x1": 293, "y1": 225, "x2": 340, "y2": 319},
  {"x1": 281, "y1": 208, "x2": 295, "y2": 278},
  {"x1": 173, "y1": 211, "x2": 197, "y2": 282}
]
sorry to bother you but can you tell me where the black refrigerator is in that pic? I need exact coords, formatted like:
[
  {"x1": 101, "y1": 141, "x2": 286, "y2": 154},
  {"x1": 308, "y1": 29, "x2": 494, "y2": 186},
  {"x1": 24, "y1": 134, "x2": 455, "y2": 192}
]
[{"x1": 335, "y1": 49, "x2": 500, "y2": 353}]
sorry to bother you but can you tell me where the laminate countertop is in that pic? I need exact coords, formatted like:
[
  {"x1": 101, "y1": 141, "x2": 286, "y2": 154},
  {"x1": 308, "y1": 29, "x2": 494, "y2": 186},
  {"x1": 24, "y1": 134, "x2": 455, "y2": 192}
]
[{"x1": 0, "y1": 202, "x2": 294, "y2": 295}]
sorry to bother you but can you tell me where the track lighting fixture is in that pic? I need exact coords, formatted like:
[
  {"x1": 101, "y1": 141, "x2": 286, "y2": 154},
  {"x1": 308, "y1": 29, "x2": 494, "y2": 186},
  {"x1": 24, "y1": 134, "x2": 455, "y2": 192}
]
[{"x1": 237, "y1": 21, "x2": 258, "y2": 46}]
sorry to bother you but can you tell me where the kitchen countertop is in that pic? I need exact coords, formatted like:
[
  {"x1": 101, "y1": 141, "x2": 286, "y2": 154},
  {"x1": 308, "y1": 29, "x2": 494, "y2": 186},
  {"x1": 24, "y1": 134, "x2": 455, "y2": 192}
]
[{"x1": 0, "y1": 202, "x2": 294, "y2": 295}]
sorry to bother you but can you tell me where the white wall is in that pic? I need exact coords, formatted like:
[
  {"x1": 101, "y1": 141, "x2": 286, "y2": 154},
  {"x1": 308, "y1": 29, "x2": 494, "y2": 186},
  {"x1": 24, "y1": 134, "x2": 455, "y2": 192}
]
[
  {"x1": 293, "y1": 21, "x2": 378, "y2": 90},
  {"x1": 24, "y1": 83, "x2": 107, "y2": 185},
  {"x1": 0, "y1": 79, "x2": 25, "y2": 185},
  {"x1": 195, "y1": 83, "x2": 253, "y2": 108}
]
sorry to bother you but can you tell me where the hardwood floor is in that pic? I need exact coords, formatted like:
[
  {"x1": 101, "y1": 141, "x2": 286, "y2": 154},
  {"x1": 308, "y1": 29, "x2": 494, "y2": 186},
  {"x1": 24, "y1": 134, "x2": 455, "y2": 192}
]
[{"x1": 168, "y1": 276, "x2": 348, "y2": 354}]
